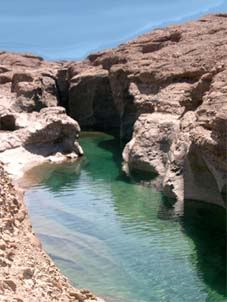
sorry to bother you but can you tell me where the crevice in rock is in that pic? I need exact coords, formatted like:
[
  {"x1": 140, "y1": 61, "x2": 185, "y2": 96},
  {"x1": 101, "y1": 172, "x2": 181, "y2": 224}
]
[
  {"x1": 41, "y1": 72, "x2": 65, "y2": 110},
  {"x1": 215, "y1": 13, "x2": 227, "y2": 18},
  {"x1": 55, "y1": 69, "x2": 70, "y2": 111},
  {"x1": 141, "y1": 31, "x2": 182, "y2": 54},
  {"x1": 67, "y1": 71, "x2": 121, "y2": 133},
  {"x1": 179, "y1": 72, "x2": 216, "y2": 118},
  {"x1": 0, "y1": 114, "x2": 16, "y2": 131}
]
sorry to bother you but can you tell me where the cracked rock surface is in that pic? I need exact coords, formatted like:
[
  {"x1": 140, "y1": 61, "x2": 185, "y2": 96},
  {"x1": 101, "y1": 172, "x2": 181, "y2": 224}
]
[
  {"x1": 0, "y1": 13, "x2": 226, "y2": 302},
  {"x1": 62, "y1": 14, "x2": 227, "y2": 206},
  {"x1": 0, "y1": 53, "x2": 101, "y2": 301}
]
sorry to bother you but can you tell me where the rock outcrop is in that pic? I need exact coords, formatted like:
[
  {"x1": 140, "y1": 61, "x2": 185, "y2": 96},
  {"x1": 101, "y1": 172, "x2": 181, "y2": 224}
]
[
  {"x1": 0, "y1": 53, "x2": 84, "y2": 177},
  {"x1": 68, "y1": 66, "x2": 120, "y2": 130},
  {"x1": 0, "y1": 12, "x2": 226, "y2": 302},
  {"x1": 0, "y1": 53, "x2": 104, "y2": 301},
  {"x1": 61, "y1": 14, "x2": 226, "y2": 207},
  {"x1": 1, "y1": 15, "x2": 226, "y2": 205}
]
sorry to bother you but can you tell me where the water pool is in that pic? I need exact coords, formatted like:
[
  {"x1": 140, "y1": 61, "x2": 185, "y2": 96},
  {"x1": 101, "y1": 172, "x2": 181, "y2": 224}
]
[{"x1": 24, "y1": 132, "x2": 226, "y2": 302}]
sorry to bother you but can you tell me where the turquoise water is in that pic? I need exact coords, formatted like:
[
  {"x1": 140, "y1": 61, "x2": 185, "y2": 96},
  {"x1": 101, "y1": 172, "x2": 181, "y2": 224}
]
[
  {"x1": 0, "y1": 0, "x2": 227, "y2": 60},
  {"x1": 24, "y1": 132, "x2": 226, "y2": 302}
]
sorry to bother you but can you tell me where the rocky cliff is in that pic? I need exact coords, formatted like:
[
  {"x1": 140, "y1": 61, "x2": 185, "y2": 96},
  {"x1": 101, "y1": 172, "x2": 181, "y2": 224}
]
[
  {"x1": 0, "y1": 15, "x2": 226, "y2": 203},
  {"x1": 0, "y1": 12, "x2": 226, "y2": 302},
  {"x1": 61, "y1": 14, "x2": 227, "y2": 207}
]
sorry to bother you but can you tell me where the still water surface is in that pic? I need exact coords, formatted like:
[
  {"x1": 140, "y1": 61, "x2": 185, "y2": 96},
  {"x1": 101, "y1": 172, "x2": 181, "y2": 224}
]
[{"x1": 24, "y1": 132, "x2": 226, "y2": 302}]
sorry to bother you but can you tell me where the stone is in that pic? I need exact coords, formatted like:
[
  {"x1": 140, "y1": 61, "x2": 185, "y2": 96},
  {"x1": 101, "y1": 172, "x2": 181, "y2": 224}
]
[
  {"x1": 0, "y1": 12, "x2": 226, "y2": 302},
  {"x1": 65, "y1": 13, "x2": 227, "y2": 206},
  {"x1": 11, "y1": 72, "x2": 34, "y2": 93},
  {"x1": 4, "y1": 279, "x2": 17, "y2": 292}
]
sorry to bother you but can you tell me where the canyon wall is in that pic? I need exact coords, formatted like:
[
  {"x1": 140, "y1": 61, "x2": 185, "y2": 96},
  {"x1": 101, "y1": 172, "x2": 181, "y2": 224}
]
[
  {"x1": 62, "y1": 14, "x2": 227, "y2": 207},
  {"x1": 0, "y1": 13, "x2": 226, "y2": 301},
  {"x1": 0, "y1": 14, "x2": 226, "y2": 206}
]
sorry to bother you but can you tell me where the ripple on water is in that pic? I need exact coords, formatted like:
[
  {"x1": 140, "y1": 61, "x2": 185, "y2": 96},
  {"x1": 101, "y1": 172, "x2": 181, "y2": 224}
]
[{"x1": 24, "y1": 132, "x2": 226, "y2": 302}]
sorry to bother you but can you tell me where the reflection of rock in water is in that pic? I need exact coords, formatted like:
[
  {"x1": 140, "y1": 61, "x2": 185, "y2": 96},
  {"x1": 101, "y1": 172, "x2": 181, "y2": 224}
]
[
  {"x1": 181, "y1": 200, "x2": 226, "y2": 297},
  {"x1": 21, "y1": 158, "x2": 84, "y2": 190},
  {"x1": 158, "y1": 198, "x2": 226, "y2": 297},
  {"x1": 113, "y1": 177, "x2": 226, "y2": 299},
  {"x1": 157, "y1": 195, "x2": 178, "y2": 220},
  {"x1": 25, "y1": 133, "x2": 226, "y2": 302}
]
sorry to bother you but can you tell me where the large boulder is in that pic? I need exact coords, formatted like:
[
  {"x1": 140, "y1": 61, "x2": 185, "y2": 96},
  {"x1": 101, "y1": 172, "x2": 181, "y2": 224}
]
[
  {"x1": 123, "y1": 113, "x2": 179, "y2": 175},
  {"x1": 0, "y1": 107, "x2": 83, "y2": 156}
]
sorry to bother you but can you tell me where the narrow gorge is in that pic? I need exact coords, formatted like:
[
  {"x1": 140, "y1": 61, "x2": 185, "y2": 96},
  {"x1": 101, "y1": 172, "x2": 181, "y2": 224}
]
[
  {"x1": 58, "y1": 13, "x2": 226, "y2": 207},
  {"x1": 0, "y1": 14, "x2": 226, "y2": 302}
]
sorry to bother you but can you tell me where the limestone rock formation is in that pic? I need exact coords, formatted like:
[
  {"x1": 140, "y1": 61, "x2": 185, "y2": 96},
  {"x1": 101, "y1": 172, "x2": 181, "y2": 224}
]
[
  {"x1": 0, "y1": 12, "x2": 226, "y2": 302},
  {"x1": 0, "y1": 53, "x2": 83, "y2": 177},
  {"x1": 1, "y1": 15, "x2": 225, "y2": 206},
  {"x1": 67, "y1": 65, "x2": 120, "y2": 130},
  {"x1": 0, "y1": 106, "x2": 80, "y2": 151},
  {"x1": 63, "y1": 14, "x2": 227, "y2": 207},
  {"x1": 0, "y1": 52, "x2": 102, "y2": 302}
]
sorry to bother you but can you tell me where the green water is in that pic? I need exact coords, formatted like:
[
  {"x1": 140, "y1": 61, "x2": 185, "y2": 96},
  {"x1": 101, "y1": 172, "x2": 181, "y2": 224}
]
[{"x1": 25, "y1": 132, "x2": 226, "y2": 302}]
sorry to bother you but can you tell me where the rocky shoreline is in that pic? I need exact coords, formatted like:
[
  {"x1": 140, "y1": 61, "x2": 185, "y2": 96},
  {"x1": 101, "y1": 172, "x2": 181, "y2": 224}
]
[
  {"x1": 0, "y1": 13, "x2": 226, "y2": 302},
  {"x1": 0, "y1": 163, "x2": 105, "y2": 302}
]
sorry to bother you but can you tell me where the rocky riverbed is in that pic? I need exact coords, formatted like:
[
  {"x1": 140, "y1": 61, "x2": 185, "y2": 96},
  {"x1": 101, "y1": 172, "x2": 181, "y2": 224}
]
[{"x1": 0, "y1": 13, "x2": 226, "y2": 301}]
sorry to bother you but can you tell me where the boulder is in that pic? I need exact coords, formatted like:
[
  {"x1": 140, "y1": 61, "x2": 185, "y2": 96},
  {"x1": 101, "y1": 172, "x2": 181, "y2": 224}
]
[{"x1": 0, "y1": 107, "x2": 82, "y2": 156}]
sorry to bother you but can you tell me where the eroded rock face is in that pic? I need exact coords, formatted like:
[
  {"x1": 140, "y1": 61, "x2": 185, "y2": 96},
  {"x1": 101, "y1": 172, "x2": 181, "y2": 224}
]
[
  {"x1": 0, "y1": 107, "x2": 80, "y2": 151},
  {"x1": 0, "y1": 12, "x2": 226, "y2": 302},
  {"x1": 0, "y1": 106, "x2": 83, "y2": 180},
  {"x1": 123, "y1": 113, "x2": 180, "y2": 176},
  {"x1": 0, "y1": 52, "x2": 61, "y2": 114},
  {"x1": 62, "y1": 14, "x2": 226, "y2": 207},
  {"x1": 0, "y1": 52, "x2": 84, "y2": 178},
  {"x1": 68, "y1": 66, "x2": 120, "y2": 130},
  {"x1": 0, "y1": 53, "x2": 102, "y2": 302}
]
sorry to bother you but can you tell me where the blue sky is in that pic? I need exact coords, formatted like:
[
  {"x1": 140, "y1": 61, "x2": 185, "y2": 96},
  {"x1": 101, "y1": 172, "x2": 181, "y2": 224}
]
[{"x1": 0, "y1": 0, "x2": 226, "y2": 60}]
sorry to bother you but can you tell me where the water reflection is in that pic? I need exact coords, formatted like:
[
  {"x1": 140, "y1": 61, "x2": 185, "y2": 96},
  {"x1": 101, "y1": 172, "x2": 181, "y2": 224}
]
[
  {"x1": 21, "y1": 159, "x2": 84, "y2": 192},
  {"x1": 23, "y1": 132, "x2": 226, "y2": 302},
  {"x1": 182, "y1": 200, "x2": 226, "y2": 299}
]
